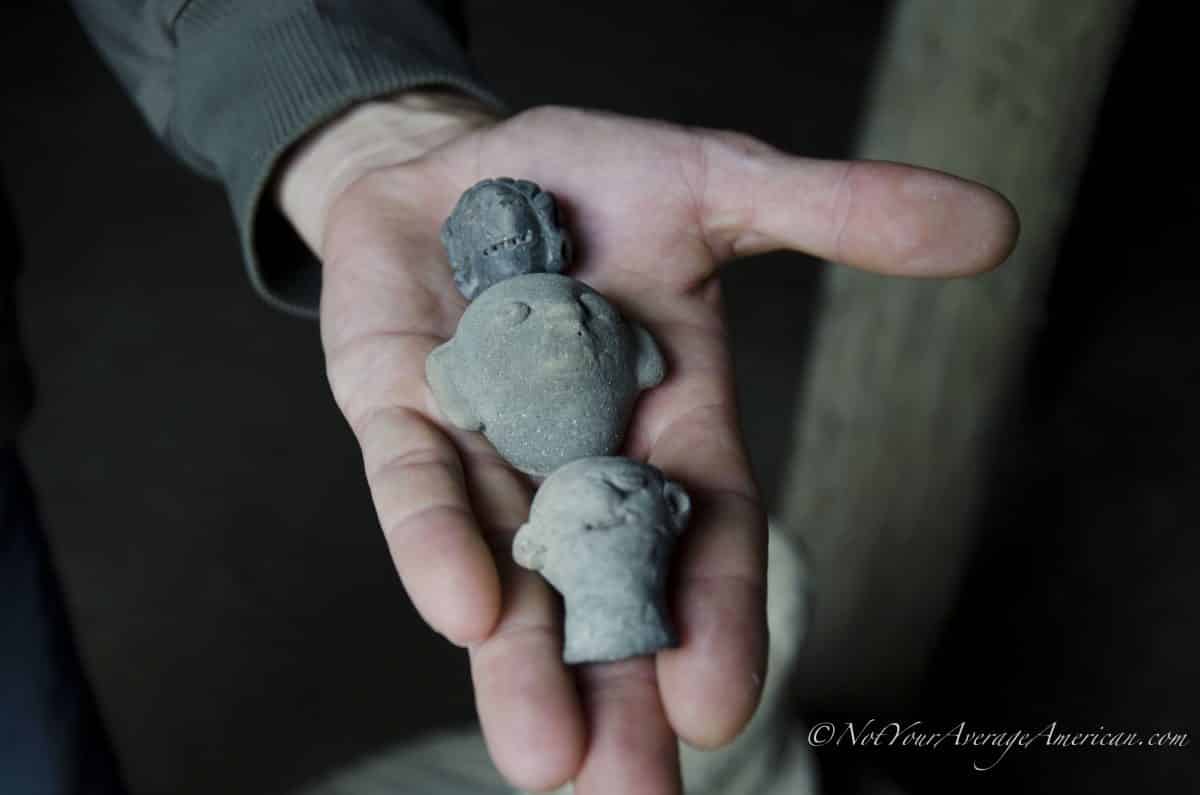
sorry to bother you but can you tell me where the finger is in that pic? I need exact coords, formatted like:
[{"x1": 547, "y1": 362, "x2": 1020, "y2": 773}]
[
  {"x1": 693, "y1": 131, "x2": 1019, "y2": 276},
  {"x1": 469, "y1": 459, "x2": 586, "y2": 792},
  {"x1": 356, "y1": 404, "x2": 501, "y2": 646},
  {"x1": 622, "y1": 317, "x2": 769, "y2": 749},
  {"x1": 573, "y1": 659, "x2": 682, "y2": 795},
  {"x1": 649, "y1": 402, "x2": 769, "y2": 749}
]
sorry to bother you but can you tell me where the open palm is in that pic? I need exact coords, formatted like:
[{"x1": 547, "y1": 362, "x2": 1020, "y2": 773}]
[{"x1": 314, "y1": 105, "x2": 1017, "y2": 794}]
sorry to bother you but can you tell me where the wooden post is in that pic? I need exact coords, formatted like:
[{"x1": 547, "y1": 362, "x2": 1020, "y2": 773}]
[{"x1": 780, "y1": 0, "x2": 1135, "y2": 711}]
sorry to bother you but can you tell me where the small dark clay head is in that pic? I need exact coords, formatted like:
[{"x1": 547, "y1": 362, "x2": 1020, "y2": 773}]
[
  {"x1": 440, "y1": 177, "x2": 573, "y2": 300},
  {"x1": 513, "y1": 457, "x2": 691, "y2": 663}
]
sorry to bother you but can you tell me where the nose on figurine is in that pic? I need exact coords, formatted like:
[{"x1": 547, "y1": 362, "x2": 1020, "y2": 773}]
[{"x1": 547, "y1": 298, "x2": 587, "y2": 326}]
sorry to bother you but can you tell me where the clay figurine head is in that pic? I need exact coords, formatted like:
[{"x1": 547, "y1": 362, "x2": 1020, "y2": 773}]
[
  {"x1": 513, "y1": 457, "x2": 691, "y2": 663},
  {"x1": 440, "y1": 177, "x2": 573, "y2": 300},
  {"x1": 426, "y1": 273, "x2": 665, "y2": 476}
]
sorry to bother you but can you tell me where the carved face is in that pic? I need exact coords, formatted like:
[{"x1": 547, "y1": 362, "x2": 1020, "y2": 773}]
[
  {"x1": 440, "y1": 177, "x2": 572, "y2": 300},
  {"x1": 512, "y1": 457, "x2": 691, "y2": 596},
  {"x1": 426, "y1": 274, "x2": 665, "y2": 476}
]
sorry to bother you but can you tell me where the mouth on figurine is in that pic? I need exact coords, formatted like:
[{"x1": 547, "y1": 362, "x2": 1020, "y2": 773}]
[{"x1": 481, "y1": 229, "x2": 535, "y2": 257}]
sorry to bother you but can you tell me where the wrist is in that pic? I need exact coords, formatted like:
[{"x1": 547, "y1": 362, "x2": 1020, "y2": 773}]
[{"x1": 276, "y1": 90, "x2": 501, "y2": 255}]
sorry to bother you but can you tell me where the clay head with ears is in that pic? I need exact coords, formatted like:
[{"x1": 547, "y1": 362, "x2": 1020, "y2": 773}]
[
  {"x1": 440, "y1": 177, "x2": 573, "y2": 300},
  {"x1": 513, "y1": 457, "x2": 691, "y2": 663},
  {"x1": 426, "y1": 273, "x2": 665, "y2": 477}
]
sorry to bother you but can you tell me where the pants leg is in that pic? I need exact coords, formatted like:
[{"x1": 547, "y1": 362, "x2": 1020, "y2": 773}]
[{"x1": 0, "y1": 447, "x2": 126, "y2": 795}]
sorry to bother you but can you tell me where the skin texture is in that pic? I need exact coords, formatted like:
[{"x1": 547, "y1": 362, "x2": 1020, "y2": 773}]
[{"x1": 280, "y1": 98, "x2": 1019, "y2": 794}]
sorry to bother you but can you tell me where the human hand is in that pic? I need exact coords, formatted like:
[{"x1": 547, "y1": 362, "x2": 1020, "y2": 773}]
[{"x1": 279, "y1": 93, "x2": 1018, "y2": 794}]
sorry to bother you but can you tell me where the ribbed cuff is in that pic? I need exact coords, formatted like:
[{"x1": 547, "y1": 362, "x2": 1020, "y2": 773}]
[{"x1": 170, "y1": 1, "x2": 508, "y2": 317}]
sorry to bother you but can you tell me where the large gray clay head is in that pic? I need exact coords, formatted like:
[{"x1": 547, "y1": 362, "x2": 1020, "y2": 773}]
[
  {"x1": 512, "y1": 457, "x2": 691, "y2": 663},
  {"x1": 440, "y1": 177, "x2": 573, "y2": 300},
  {"x1": 426, "y1": 273, "x2": 665, "y2": 476}
]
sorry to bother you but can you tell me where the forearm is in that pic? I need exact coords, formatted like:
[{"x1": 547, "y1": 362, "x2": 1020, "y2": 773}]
[{"x1": 70, "y1": 0, "x2": 505, "y2": 314}]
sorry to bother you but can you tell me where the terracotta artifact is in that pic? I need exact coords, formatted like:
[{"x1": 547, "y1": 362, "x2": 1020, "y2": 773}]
[
  {"x1": 440, "y1": 177, "x2": 573, "y2": 300},
  {"x1": 426, "y1": 273, "x2": 664, "y2": 476},
  {"x1": 513, "y1": 457, "x2": 691, "y2": 663}
]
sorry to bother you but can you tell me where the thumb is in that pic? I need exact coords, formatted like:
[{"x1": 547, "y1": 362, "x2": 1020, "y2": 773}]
[{"x1": 692, "y1": 130, "x2": 1019, "y2": 277}]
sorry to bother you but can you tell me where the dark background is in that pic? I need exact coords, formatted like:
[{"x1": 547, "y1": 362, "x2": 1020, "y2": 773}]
[{"x1": 1, "y1": 1, "x2": 1195, "y2": 793}]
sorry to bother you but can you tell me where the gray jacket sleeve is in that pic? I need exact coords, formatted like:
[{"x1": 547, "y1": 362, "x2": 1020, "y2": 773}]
[{"x1": 70, "y1": 0, "x2": 507, "y2": 316}]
